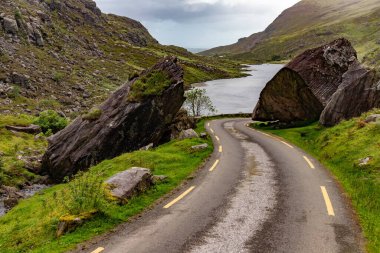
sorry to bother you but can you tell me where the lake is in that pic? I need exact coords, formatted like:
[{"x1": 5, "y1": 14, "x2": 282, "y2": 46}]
[{"x1": 194, "y1": 64, "x2": 283, "y2": 115}]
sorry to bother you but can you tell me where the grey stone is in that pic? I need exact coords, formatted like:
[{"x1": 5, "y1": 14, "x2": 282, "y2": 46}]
[
  {"x1": 105, "y1": 167, "x2": 153, "y2": 202},
  {"x1": 358, "y1": 157, "x2": 372, "y2": 166},
  {"x1": 3, "y1": 17, "x2": 18, "y2": 34},
  {"x1": 200, "y1": 132, "x2": 207, "y2": 139},
  {"x1": 5, "y1": 124, "x2": 41, "y2": 134},
  {"x1": 178, "y1": 129, "x2": 199, "y2": 140},
  {"x1": 140, "y1": 143, "x2": 153, "y2": 151},
  {"x1": 191, "y1": 143, "x2": 208, "y2": 151},
  {"x1": 365, "y1": 114, "x2": 380, "y2": 123}
]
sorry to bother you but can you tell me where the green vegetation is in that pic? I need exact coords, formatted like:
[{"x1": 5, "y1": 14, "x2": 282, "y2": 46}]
[
  {"x1": 128, "y1": 71, "x2": 172, "y2": 101},
  {"x1": 0, "y1": 115, "x2": 47, "y2": 187},
  {"x1": 33, "y1": 110, "x2": 68, "y2": 134},
  {"x1": 82, "y1": 108, "x2": 102, "y2": 121},
  {"x1": 0, "y1": 120, "x2": 212, "y2": 253},
  {"x1": 253, "y1": 110, "x2": 380, "y2": 252}
]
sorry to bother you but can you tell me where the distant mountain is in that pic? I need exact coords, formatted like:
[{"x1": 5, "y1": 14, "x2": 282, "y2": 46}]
[
  {"x1": 0, "y1": 0, "x2": 242, "y2": 115},
  {"x1": 201, "y1": 0, "x2": 380, "y2": 69},
  {"x1": 187, "y1": 48, "x2": 209, "y2": 53}
]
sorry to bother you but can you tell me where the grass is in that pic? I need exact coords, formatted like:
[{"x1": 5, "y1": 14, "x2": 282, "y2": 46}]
[
  {"x1": 0, "y1": 119, "x2": 212, "y2": 253},
  {"x1": 252, "y1": 110, "x2": 380, "y2": 252},
  {"x1": 0, "y1": 115, "x2": 47, "y2": 187},
  {"x1": 128, "y1": 71, "x2": 173, "y2": 101}
]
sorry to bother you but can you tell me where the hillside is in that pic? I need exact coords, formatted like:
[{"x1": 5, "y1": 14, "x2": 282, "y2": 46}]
[
  {"x1": 201, "y1": 0, "x2": 380, "y2": 69},
  {"x1": 0, "y1": 0, "x2": 243, "y2": 116}
]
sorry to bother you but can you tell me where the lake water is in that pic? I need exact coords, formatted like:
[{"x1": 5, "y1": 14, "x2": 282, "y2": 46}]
[{"x1": 194, "y1": 64, "x2": 283, "y2": 115}]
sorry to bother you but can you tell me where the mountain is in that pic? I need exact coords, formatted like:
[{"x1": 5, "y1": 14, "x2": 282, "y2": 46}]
[
  {"x1": 201, "y1": 0, "x2": 380, "y2": 69},
  {"x1": 0, "y1": 0, "x2": 242, "y2": 116}
]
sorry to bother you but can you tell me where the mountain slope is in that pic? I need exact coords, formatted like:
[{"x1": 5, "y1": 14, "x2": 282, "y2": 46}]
[
  {"x1": 201, "y1": 0, "x2": 380, "y2": 69},
  {"x1": 0, "y1": 0, "x2": 242, "y2": 116}
]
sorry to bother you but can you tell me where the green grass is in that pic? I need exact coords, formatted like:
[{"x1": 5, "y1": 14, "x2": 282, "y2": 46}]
[
  {"x1": 252, "y1": 110, "x2": 380, "y2": 252},
  {"x1": 0, "y1": 120, "x2": 212, "y2": 253},
  {"x1": 0, "y1": 115, "x2": 47, "y2": 187}
]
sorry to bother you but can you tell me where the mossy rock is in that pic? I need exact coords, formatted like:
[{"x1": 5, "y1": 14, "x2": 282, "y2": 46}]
[
  {"x1": 56, "y1": 210, "x2": 97, "y2": 237},
  {"x1": 82, "y1": 108, "x2": 102, "y2": 121}
]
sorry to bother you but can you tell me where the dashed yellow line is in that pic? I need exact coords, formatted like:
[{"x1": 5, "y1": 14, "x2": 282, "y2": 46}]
[
  {"x1": 303, "y1": 156, "x2": 315, "y2": 169},
  {"x1": 321, "y1": 186, "x2": 335, "y2": 216},
  {"x1": 207, "y1": 123, "x2": 210, "y2": 127},
  {"x1": 91, "y1": 247, "x2": 104, "y2": 253},
  {"x1": 164, "y1": 186, "x2": 196, "y2": 209},
  {"x1": 215, "y1": 136, "x2": 220, "y2": 142},
  {"x1": 209, "y1": 159, "x2": 220, "y2": 172},
  {"x1": 210, "y1": 128, "x2": 214, "y2": 134},
  {"x1": 280, "y1": 141, "x2": 294, "y2": 149},
  {"x1": 219, "y1": 145, "x2": 223, "y2": 153}
]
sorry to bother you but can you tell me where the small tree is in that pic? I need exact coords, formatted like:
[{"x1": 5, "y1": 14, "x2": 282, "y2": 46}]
[{"x1": 184, "y1": 88, "x2": 216, "y2": 116}]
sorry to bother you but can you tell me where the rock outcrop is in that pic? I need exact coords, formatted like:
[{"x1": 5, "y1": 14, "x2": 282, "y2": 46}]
[
  {"x1": 253, "y1": 38, "x2": 359, "y2": 123},
  {"x1": 287, "y1": 38, "x2": 358, "y2": 105},
  {"x1": 41, "y1": 57, "x2": 185, "y2": 182},
  {"x1": 105, "y1": 167, "x2": 153, "y2": 203},
  {"x1": 320, "y1": 63, "x2": 380, "y2": 126},
  {"x1": 253, "y1": 68, "x2": 324, "y2": 123}
]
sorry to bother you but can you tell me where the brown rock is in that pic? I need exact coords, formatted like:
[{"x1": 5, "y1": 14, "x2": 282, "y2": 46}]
[
  {"x1": 41, "y1": 57, "x2": 185, "y2": 182},
  {"x1": 5, "y1": 124, "x2": 41, "y2": 134},
  {"x1": 253, "y1": 68, "x2": 323, "y2": 122},
  {"x1": 287, "y1": 38, "x2": 358, "y2": 105},
  {"x1": 320, "y1": 63, "x2": 380, "y2": 126}
]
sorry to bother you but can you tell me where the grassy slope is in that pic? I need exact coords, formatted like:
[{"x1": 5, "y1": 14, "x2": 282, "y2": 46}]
[
  {"x1": 202, "y1": 0, "x2": 380, "y2": 69},
  {"x1": 0, "y1": 0, "x2": 244, "y2": 115},
  {"x1": 0, "y1": 120, "x2": 212, "y2": 253},
  {"x1": 255, "y1": 110, "x2": 380, "y2": 252},
  {"x1": 0, "y1": 115, "x2": 47, "y2": 186}
]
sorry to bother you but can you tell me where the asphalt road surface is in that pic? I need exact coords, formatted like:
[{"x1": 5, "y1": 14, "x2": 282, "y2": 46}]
[{"x1": 77, "y1": 118, "x2": 364, "y2": 253}]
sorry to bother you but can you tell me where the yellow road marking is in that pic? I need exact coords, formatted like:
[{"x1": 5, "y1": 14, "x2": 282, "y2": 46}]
[
  {"x1": 281, "y1": 141, "x2": 294, "y2": 149},
  {"x1": 303, "y1": 156, "x2": 315, "y2": 169},
  {"x1": 91, "y1": 247, "x2": 104, "y2": 253},
  {"x1": 210, "y1": 128, "x2": 214, "y2": 134},
  {"x1": 215, "y1": 136, "x2": 220, "y2": 142},
  {"x1": 207, "y1": 123, "x2": 210, "y2": 127},
  {"x1": 209, "y1": 159, "x2": 220, "y2": 172},
  {"x1": 321, "y1": 186, "x2": 335, "y2": 216},
  {"x1": 219, "y1": 145, "x2": 223, "y2": 153},
  {"x1": 164, "y1": 186, "x2": 196, "y2": 209}
]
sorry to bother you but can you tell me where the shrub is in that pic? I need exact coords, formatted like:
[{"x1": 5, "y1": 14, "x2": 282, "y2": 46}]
[
  {"x1": 33, "y1": 110, "x2": 68, "y2": 134},
  {"x1": 52, "y1": 71, "x2": 65, "y2": 83},
  {"x1": 59, "y1": 172, "x2": 106, "y2": 215}
]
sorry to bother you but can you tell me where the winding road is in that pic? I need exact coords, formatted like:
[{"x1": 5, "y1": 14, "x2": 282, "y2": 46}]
[{"x1": 79, "y1": 118, "x2": 364, "y2": 253}]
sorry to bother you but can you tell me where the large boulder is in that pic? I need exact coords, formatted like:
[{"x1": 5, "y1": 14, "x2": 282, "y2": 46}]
[
  {"x1": 105, "y1": 167, "x2": 153, "y2": 203},
  {"x1": 320, "y1": 63, "x2": 380, "y2": 126},
  {"x1": 253, "y1": 68, "x2": 323, "y2": 122},
  {"x1": 253, "y1": 38, "x2": 359, "y2": 123},
  {"x1": 41, "y1": 57, "x2": 185, "y2": 182},
  {"x1": 287, "y1": 38, "x2": 358, "y2": 105}
]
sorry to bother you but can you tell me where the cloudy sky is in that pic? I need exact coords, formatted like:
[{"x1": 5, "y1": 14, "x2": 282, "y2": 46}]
[{"x1": 95, "y1": 0, "x2": 300, "y2": 49}]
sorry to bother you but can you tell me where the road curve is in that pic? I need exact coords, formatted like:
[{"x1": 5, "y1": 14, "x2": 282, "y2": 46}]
[{"x1": 76, "y1": 118, "x2": 364, "y2": 253}]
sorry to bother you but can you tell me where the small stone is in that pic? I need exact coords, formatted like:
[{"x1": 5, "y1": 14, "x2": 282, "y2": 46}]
[
  {"x1": 200, "y1": 132, "x2": 207, "y2": 139},
  {"x1": 359, "y1": 156, "x2": 372, "y2": 166},
  {"x1": 140, "y1": 143, "x2": 153, "y2": 151},
  {"x1": 3, "y1": 17, "x2": 18, "y2": 34},
  {"x1": 178, "y1": 129, "x2": 199, "y2": 140},
  {"x1": 191, "y1": 143, "x2": 208, "y2": 151},
  {"x1": 365, "y1": 114, "x2": 380, "y2": 123},
  {"x1": 105, "y1": 168, "x2": 153, "y2": 203}
]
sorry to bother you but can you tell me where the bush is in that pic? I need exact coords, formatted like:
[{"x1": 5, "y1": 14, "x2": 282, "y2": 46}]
[
  {"x1": 59, "y1": 172, "x2": 106, "y2": 215},
  {"x1": 33, "y1": 110, "x2": 68, "y2": 134}
]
